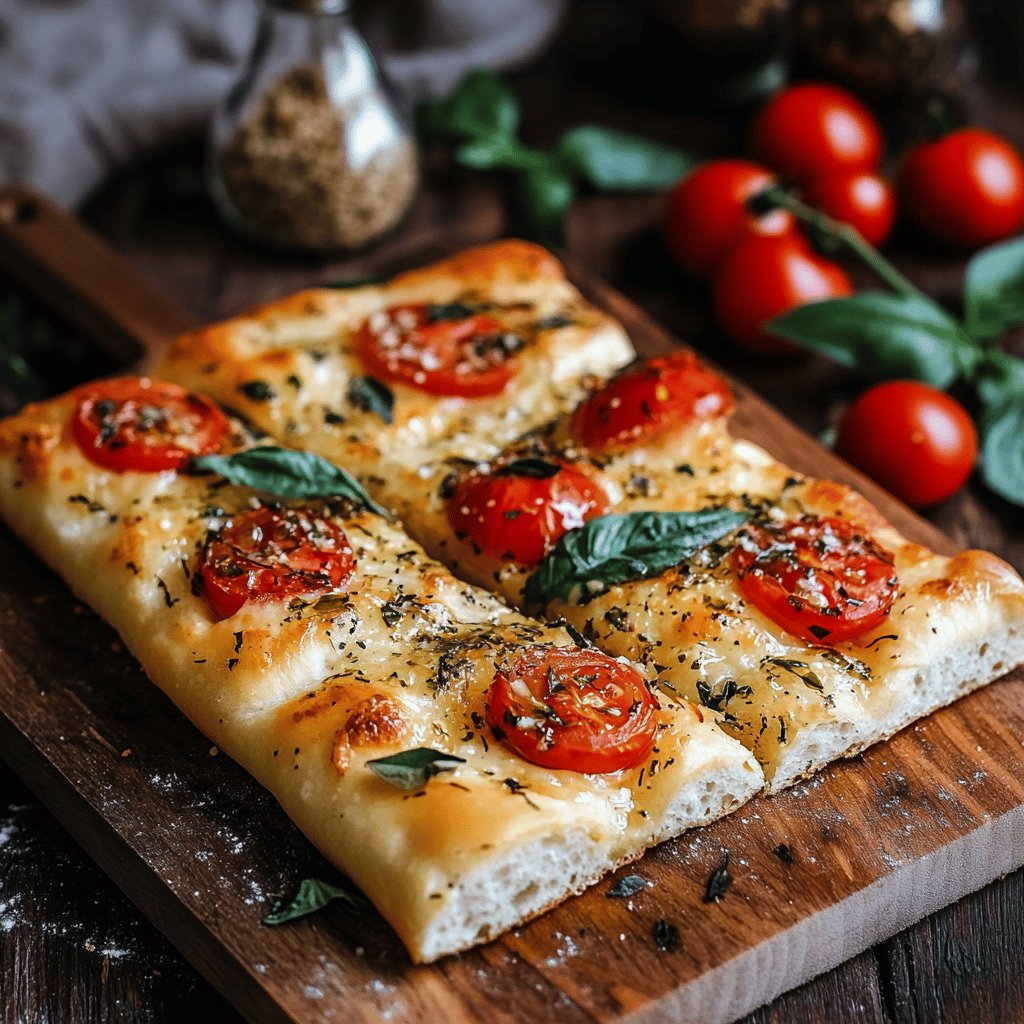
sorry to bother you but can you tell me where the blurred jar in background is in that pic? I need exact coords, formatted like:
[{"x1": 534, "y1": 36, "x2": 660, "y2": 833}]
[
  {"x1": 797, "y1": 0, "x2": 967, "y2": 99},
  {"x1": 648, "y1": 0, "x2": 796, "y2": 105},
  {"x1": 208, "y1": 0, "x2": 419, "y2": 254}
]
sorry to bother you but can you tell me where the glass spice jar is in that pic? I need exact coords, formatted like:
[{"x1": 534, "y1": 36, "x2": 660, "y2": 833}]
[
  {"x1": 207, "y1": 0, "x2": 419, "y2": 253},
  {"x1": 797, "y1": 0, "x2": 966, "y2": 100}
]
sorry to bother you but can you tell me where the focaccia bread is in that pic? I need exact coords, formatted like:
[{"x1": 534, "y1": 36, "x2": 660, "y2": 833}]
[
  {"x1": 364, "y1": 352, "x2": 1024, "y2": 790},
  {"x1": 0, "y1": 377, "x2": 762, "y2": 962},
  {"x1": 157, "y1": 239, "x2": 634, "y2": 476}
]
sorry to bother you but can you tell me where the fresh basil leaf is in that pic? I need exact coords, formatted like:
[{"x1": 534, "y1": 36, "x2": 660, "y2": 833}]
[
  {"x1": 556, "y1": 125, "x2": 695, "y2": 191},
  {"x1": 975, "y1": 348, "x2": 1024, "y2": 411},
  {"x1": 366, "y1": 747, "x2": 467, "y2": 791},
  {"x1": 189, "y1": 447, "x2": 387, "y2": 515},
  {"x1": 456, "y1": 134, "x2": 544, "y2": 173},
  {"x1": 419, "y1": 69, "x2": 519, "y2": 141},
  {"x1": 979, "y1": 397, "x2": 1024, "y2": 506},
  {"x1": 767, "y1": 292, "x2": 977, "y2": 389},
  {"x1": 494, "y1": 458, "x2": 561, "y2": 479},
  {"x1": 524, "y1": 508, "x2": 748, "y2": 605},
  {"x1": 520, "y1": 162, "x2": 576, "y2": 244},
  {"x1": 607, "y1": 874, "x2": 647, "y2": 898},
  {"x1": 963, "y1": 235, "x2": 1024, "y2": 340},
  {"x1": 347, "y1": 375, "x2": 394, "y2": 424},
  {"x1": 263, "y1": 877, "x2": 366, "y2": 925}
]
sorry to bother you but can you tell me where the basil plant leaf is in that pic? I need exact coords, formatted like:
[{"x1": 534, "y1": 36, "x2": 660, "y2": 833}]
[
  {"x1": 366, "y1": 747, "x2": 467, "y2": 791},
  {"x1": 263, "y1": 877, "x2": 366, "y2": 925},
  {"x1": 520, "y1": 162, "x2": 576, "y2": 244},
  {"x1": 556, "y1": 125, "x2": 696, "y2": 191},
  {"x1": 963, "y1": 235, "x2": 1024, "y2": 341},
  {"x1": 456, "y1": 135, "x2": 544, "y2": 173},
  {"x1": 189, "y1": 447, "x2": 388, "y2": 516},
  {"x1": 419, "y1": 69, "x2": 519, "y2": 141},
  {"x1": 767, "y1": 292, "x2": 977, "y2": 389},
  {"x1": 980, "y1": 396, "x2": 1024, "y2": 506},
  {"x1": 524, "y1": 508, "x2": 748, "y2": 605},
  {"x1": 347, "y1": 375, "x2": 394, "y2": 425}
]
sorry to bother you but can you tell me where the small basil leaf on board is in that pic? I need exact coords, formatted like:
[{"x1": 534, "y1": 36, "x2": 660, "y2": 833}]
[
  {"x1": 494, "y1": 458, "x2": 561, "y2": 479},
  {"x1": 607, "y1": 874, "x2": 647, "y2": 898},
  {"x1": 263, "y1": 877, "x2": 366, "y2": 925},
  {"x1": 189, "y1": 447, "x2": 388, "y2": 515},
  {"x1": 425, "y1": 302, "x2": 477, "y2": 323},
  {"x1": 556, "y1": 125, "x2": 695, "y2": 190},
  {"x1": 524, "y1": 508, "x2": 748, "y2": 605},
  {"x1": 766, "y1": 293, "x2": 976, "y2": 389},
  {"x1": 419, "y1": 69, "x2": 519, "y2": 141},
  {"x1": 963, "y1": 235, "x2": 1024, "y2": 341},
  {"x1": 979, "y1": 397, "x2": 1024, "y2": 506},
  {"x1": 347, "y1": 375, "x2": 394, "y2": 424},
  {"x1": 366, "y1": 747, "x2": 467, "y2": 791},
  {"x1": 520, "y1": 162, "x2": 576, "y2": 245}
]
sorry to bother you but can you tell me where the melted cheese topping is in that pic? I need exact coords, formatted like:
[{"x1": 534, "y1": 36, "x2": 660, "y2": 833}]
[{"x1": 0, "y1": 391, "x2": 761, "y2": 959}]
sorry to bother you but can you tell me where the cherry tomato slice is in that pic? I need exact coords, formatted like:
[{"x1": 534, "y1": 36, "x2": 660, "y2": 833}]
[
  {"x1": 571, "y1": 351, "x2": 733, "y2": 452},
  {"x1": 730, "y1": 516, "x2": 898, "y2": 644},
  {"x1": 448, "y1": 459, "x2": 609, "y2": 565},
  {"x1": 198, "y1": 506, "x2": 355, "y2": 619},
  {"x1": 72, "y1": 376, "x2": 228, "y2": 473},
  {"x1": 486, "y1": 645, "x2": 658, "y2": 774},
  {"x1": 355, "y1": 302, "x2": 521, "y2": 398}
]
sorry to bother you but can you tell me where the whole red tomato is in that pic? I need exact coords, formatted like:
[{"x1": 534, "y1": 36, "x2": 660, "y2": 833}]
[
  {"x1": 803, "y1": 171, "x2": 896, "y2": 247},
  {"x1": 897, "y1": 128, "x2": 1024, "y2": 250},
  {"x1": 712, "y1": 234, "x2": 853, "y2": 354},
  {"x1": 835, "y1": 381, "x2": 977, "y2": 507},
  {"x1": 664, "y1": 160, "x2": 794, "y2": 279},
  {"x1": 752, "y1": 83, "x2": 883, "y2": 182}
]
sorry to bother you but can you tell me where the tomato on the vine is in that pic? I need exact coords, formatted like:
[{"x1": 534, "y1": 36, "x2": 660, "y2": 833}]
[
  {"x1": 664, "y1": 160, "x2": 794, "y2": 279},
  {"x1": 731, "y1": 516, "x2": 898, "y2": 644},
  {"x1": 72, "y1": 376, "x2": 228, "y2": 473},
  {"x1": 572, "y1": 350, "x2": 732, "y2": 452},
  {"x1": 448, "y1": 459, "x2": 608, "y2": 565},
  {"x1": 485, "y1": 645, "x2": 658, "y2": 774},
  {"x1": 897, "y1": 128, "x2": 1024, "y2": 250},
  {"x1": 712, "y1": 235, "x2": 853, "y2": 354},
  {"x1": 198, "y1": 505, "x2": 355, "y2": 619},
  {"x1": 835, "y1": 381, "x2": 977, "y2": 508},
  {"x1": 355, "y1": 302, "x2": 522, "y2": 398},
  {"x1": 803, "y1": 171, "x2": 896, "y2": 247},
  {"x1": 752, "y1": 83, "x2": 883, "y2": 182}
]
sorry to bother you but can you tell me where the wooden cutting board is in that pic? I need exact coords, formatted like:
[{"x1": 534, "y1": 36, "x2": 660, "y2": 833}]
[{"x1": 1, "y1": 185, "x2": 1022, "y2": 1024}]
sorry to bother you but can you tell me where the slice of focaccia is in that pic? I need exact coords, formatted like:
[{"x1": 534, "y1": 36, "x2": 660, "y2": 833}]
[
  {"x1": 157, "y1": 239, "x2": 634, "y2": 476},
  {"x1": 0, "y1": 376, "x2": 762, "y2": 963},
  {"x1": 362, "y1": 352, "x2": 1024, "y2": 791}
]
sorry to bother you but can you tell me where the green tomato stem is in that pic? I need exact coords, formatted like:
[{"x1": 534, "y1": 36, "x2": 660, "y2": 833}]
[{"x1": 751, "y1": 185, "x2": 923, "y2": 301}]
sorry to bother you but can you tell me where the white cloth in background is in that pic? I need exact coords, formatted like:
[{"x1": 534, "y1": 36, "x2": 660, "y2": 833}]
[{"x1": 0, "y1": 0, "x2": 565, "y2": 206}]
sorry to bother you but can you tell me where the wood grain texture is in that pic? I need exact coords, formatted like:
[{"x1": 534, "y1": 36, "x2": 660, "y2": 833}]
[{"x1": 1, "y1": 214, "x2": 1023, "y2": 1022}]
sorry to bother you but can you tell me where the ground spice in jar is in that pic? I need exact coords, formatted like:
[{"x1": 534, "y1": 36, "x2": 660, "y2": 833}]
[{"x1": 217, "y1": 65, "x2": 418, "y2": 252}]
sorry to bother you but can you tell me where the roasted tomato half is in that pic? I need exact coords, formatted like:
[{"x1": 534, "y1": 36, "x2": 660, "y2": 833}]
[
  {"x1": 72, "y1": 376, "x2": 228, "y2": 473},
  {"x1": 447, "y1": 458, "x2": 609, "y2": 565},
  {"x1": 730, "y1": 515, "x2": 898, "y2": 644},
  {"x1": 355, "y1": 302, "x2": 522, "y2": 398},
  {"x1": 571, "y1": 351, "x2": 732, "y2": 452},
  {"x1": 198, "y1": 505, "x2": 355, "y2": 619},
  {"x1": 486, "y1": 645, "x2": 658, "y2": 774}
]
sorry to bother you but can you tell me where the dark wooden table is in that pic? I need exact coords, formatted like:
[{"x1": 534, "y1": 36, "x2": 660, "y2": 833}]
[{"x1": 3, "y1": 6, "x2": 1024, "y2": 1021}]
